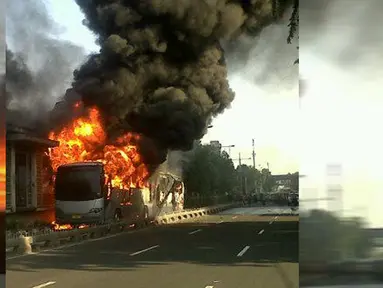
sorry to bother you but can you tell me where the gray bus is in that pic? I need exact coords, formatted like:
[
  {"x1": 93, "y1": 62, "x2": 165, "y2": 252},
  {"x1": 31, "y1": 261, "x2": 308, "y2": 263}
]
[{"x1": 54, "y1": 162, "x2": 149, "y2": 227}]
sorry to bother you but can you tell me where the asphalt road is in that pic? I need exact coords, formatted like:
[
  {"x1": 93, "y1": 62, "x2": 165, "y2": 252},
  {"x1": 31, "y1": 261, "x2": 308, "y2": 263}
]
[{"x1": 6, "y1": 206, "x2": 299, "y2": 288}]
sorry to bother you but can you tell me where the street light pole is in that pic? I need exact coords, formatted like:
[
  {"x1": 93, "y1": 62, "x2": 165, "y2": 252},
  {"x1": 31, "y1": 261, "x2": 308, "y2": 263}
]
[
  {"x1": 222, "y1": 144, "x2": 235, "y2": 158},
  {"x1": 232, "y1": 154, "x2": 252, "y2": 196}
]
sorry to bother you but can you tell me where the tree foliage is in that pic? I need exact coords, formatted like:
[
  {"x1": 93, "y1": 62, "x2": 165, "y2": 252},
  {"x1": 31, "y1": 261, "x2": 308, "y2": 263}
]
[
  {"x1": 182, "y1": 143, "x2": 238, "y2": 206},
  {"x1": 272, "y1": 0, "x2": 299, "y2": 64},
  {"x1": 183, "y1": 143, "x2": 277, "y2": 207},
  {"x1": 300, "y1": 209, "x2": 373, "y2": 265}
]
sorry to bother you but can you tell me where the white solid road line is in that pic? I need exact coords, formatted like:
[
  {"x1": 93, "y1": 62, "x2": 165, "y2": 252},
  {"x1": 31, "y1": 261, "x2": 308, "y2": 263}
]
[
  {"x1": 32, "y1": 281, "x2": 56, "y2": 288},
  {"x1": 130, "y1": 245, "x2": 160, "y2": 256},
  {"x1": 237, "y1": 245, "x2": 250, "y2": 257},
  {"x1": 189, "y1": 229, "x2": 202, "y2": 235},
  {"x1": 6, "y1": 226, "x2": 152, "y2": 260},
  {"x1": 258, "y1": 229, "x2": 264, "y2": 235}
]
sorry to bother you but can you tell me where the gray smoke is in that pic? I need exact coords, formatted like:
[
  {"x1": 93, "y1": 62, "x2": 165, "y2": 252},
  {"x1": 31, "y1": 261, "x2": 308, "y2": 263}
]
[
  {"x1": 155, "y1": 150, "x2": 186, "y2": 178},
  {"x1": 301, "y1": 0, "x2": 383, "y2": 69},
  {"x1": 6, "y1": 0, "x2": 86, "y2": 126},
  {"x1": 225, "y1": 8, "x2": 298, "y2": 91}
]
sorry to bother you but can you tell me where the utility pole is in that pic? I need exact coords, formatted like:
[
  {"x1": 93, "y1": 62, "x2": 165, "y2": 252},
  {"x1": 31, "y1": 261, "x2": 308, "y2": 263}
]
[
  {"x1": 252, "y1": 139, "x2": 256, "y2": 169},
  {"x1": 232, "y1": 153, "x2": 251, "y2": 196}
]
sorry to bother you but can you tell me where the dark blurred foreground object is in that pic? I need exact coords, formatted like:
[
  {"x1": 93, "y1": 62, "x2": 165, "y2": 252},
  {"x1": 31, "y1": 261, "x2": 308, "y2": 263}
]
[
  {"x1": 300, "y1": 260, "x2": 383, "y2": 286},
  {"x1": 0, "y1": 212, "x2": 4, "y2": 274}
]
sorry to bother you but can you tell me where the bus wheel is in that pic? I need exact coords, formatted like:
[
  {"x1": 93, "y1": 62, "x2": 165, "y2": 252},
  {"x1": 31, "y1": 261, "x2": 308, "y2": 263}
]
[
  {"x1": 114, "y1": 209, "x2": 122, "y2": 222},
  {"x1": 144, "y1": 207, "x2": 149, "y2": 226}
]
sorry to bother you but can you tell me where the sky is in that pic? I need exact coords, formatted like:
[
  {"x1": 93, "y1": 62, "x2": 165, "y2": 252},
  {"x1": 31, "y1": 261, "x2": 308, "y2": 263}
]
[{"x1": 44, "y1": 0, "x2": 299, "y2": 175}]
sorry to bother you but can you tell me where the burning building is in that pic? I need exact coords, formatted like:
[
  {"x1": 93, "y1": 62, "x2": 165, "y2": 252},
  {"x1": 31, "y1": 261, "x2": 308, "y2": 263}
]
[{"x1": 6, "y1": 110, "x2": 58, "y2": 213}]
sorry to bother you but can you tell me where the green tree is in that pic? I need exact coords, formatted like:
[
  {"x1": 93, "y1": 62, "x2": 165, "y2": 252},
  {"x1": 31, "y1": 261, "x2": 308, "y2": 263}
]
[
  {"x1": 261, "y1": 168, "x2": 275, "y2": 192},
  {"x1": 236, "y1": 164, "x2": 261, "y2": 194},
  {"x1": 183, "y1": 144, "x2": 238, "y2": 207}
]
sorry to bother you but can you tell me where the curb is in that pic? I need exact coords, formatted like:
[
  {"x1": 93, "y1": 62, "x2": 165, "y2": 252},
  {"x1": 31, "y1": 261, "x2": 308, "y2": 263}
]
[{"x1": 6, "y1": 203, "x2": 237, "y2": 255}]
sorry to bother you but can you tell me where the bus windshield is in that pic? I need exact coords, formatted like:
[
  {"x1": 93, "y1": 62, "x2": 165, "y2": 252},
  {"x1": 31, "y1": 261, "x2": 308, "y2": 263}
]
[{"x1": 55, "y1": 165, "x2": 103, "y2": 201}]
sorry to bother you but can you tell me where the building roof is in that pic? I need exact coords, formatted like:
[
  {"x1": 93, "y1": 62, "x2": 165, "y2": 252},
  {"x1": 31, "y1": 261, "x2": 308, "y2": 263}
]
[
  {"x1": 7, "y1": 110, "x2": 59, "y2": 147},
  {"x1": 366, "y1": 228, "x2": 383, "y2": 238},
  {"x1": 272, "y1": 174, "x2": 297, "y2": 181}
]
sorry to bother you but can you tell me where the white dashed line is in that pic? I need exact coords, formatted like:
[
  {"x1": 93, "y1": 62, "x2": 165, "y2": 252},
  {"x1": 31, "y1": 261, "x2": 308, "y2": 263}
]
[
  {"x1": 232, "y1": 216, "x2": 238, "y2": 219},
  {"x1": 205, "y1": 286, "x2": 214, "y2": 288},
  {"x1": 130, "y1": 245, "x2": 159, "y2": 256},
  {"x1": 237, "y1": 245, "x2": 250, "y2": 257},
  {"x1": 269, "y1": 221, "x2": 273, "y2": 224},
  {"x1": 32, "y1": 281, "x2": 56, "y2": 288},
  {"x1": 189, "y1": 229, "x2": 202, "y2": 235},
  {"x1": 258, "y1": 229, "x2": 264, "y2": 235}
]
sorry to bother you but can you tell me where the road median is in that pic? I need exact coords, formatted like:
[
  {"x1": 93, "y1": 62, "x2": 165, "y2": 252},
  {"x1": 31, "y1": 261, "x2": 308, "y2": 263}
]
[{"x1": 6, "y1": 202, "x2": 237, "y2": 256}]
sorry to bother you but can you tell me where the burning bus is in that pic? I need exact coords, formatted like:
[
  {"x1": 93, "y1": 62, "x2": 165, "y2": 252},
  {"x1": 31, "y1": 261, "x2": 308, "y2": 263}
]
[
  {"x1": 54, "y1": 161, "x2": 150, "y2": 227},
  {"x1": 47, "y1": 102, "x2": 185, "y2": 228},
  {"x1": 54, "y1": 161, "x2": 184, "y2": 227}
]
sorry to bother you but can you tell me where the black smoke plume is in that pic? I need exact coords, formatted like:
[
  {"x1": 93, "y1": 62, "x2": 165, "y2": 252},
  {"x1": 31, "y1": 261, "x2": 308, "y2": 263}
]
[
  {"x1": 68, "y1": 0, "x2": 293, "y2": 163},
  {"x1": 6, "y1": 0, "x2": 85, "y2": 129}
]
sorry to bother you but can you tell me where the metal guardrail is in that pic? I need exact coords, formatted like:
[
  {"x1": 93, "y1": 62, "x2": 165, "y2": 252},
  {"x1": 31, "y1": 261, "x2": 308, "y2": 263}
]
[{"x1": 6, "y1": 203, "x2": 238, "y2": 255}]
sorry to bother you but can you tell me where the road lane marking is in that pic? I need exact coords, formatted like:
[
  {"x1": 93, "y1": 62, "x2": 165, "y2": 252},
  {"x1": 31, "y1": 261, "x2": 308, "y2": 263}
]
[
  {"x1": 258, "y1": 229, "x2": 264, "y2": 235},
  {"x1": 32, "y1": 281, "x2": 56, "y2": 288},
  {"x1": 237, "y1": 245, "x2": 250, "y2": 257},
  {"x1": 269, "y1": 221, "x2": 273, "y2": 224},
  {"x1": 205, "y1": 286, "x2": 214, "y2": 288},
  {"x1": 130, "y1": 245, "x2": 159, "y2": 256},
  {"x1": 189, "y1": 229, "x2": 202, "y2": 235},
  {"x1": 232, "y1": 215, "x2": 238, "y2": 219},
  {"x1": 217, "y1": 220, "x2": 224, "y2": 224}
]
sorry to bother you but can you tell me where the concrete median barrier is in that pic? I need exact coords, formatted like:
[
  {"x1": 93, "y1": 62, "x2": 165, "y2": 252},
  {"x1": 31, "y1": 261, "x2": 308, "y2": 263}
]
[{"x1": 6, "y1": 203, "x2": 237, "y2": 255}]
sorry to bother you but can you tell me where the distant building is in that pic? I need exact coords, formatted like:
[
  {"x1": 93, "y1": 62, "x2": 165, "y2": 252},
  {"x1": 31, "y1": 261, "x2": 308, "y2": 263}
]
[
  {"x1": 209, "y1": 140, "x2": 222, "y2": 154},
  {"x1": 273, "y1": 174, "x2": 292, "y2": 187},
  {"x1": 272, "y1": 173, "x2": 299, "y2": 193}
]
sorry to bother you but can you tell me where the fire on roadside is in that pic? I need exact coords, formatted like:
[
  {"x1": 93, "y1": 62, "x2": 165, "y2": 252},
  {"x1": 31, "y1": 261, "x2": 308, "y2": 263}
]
[
  {"x1": 48, "y1": 102, "x2": 150, "y2": 231},
  {"x1": 51, "y1": 221, "x2": 89, "y2": 231}
]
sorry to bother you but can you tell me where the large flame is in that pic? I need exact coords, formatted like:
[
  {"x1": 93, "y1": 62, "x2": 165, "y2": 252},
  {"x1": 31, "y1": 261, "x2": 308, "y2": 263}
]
[{"x1": 48, "y1": 102, "x2": 150, "y2": 189}]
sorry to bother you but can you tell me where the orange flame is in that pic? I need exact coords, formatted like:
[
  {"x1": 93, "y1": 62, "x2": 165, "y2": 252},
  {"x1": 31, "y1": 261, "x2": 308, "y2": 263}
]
[
  {"x1": 51, "y1": 221, "x2": 89, "y2": 231},
  {"x1": 0, "y1": 142, "x2": 5, "y2": 211},
  {"x1": 48, "y1": 104, "x2": 150, "y2": 189}
]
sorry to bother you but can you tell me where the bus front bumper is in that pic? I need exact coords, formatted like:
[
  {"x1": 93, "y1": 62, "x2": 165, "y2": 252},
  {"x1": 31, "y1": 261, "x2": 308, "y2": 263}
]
[{"x1": 55, "y1": 212, "x2": 103, "y2": 225}]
